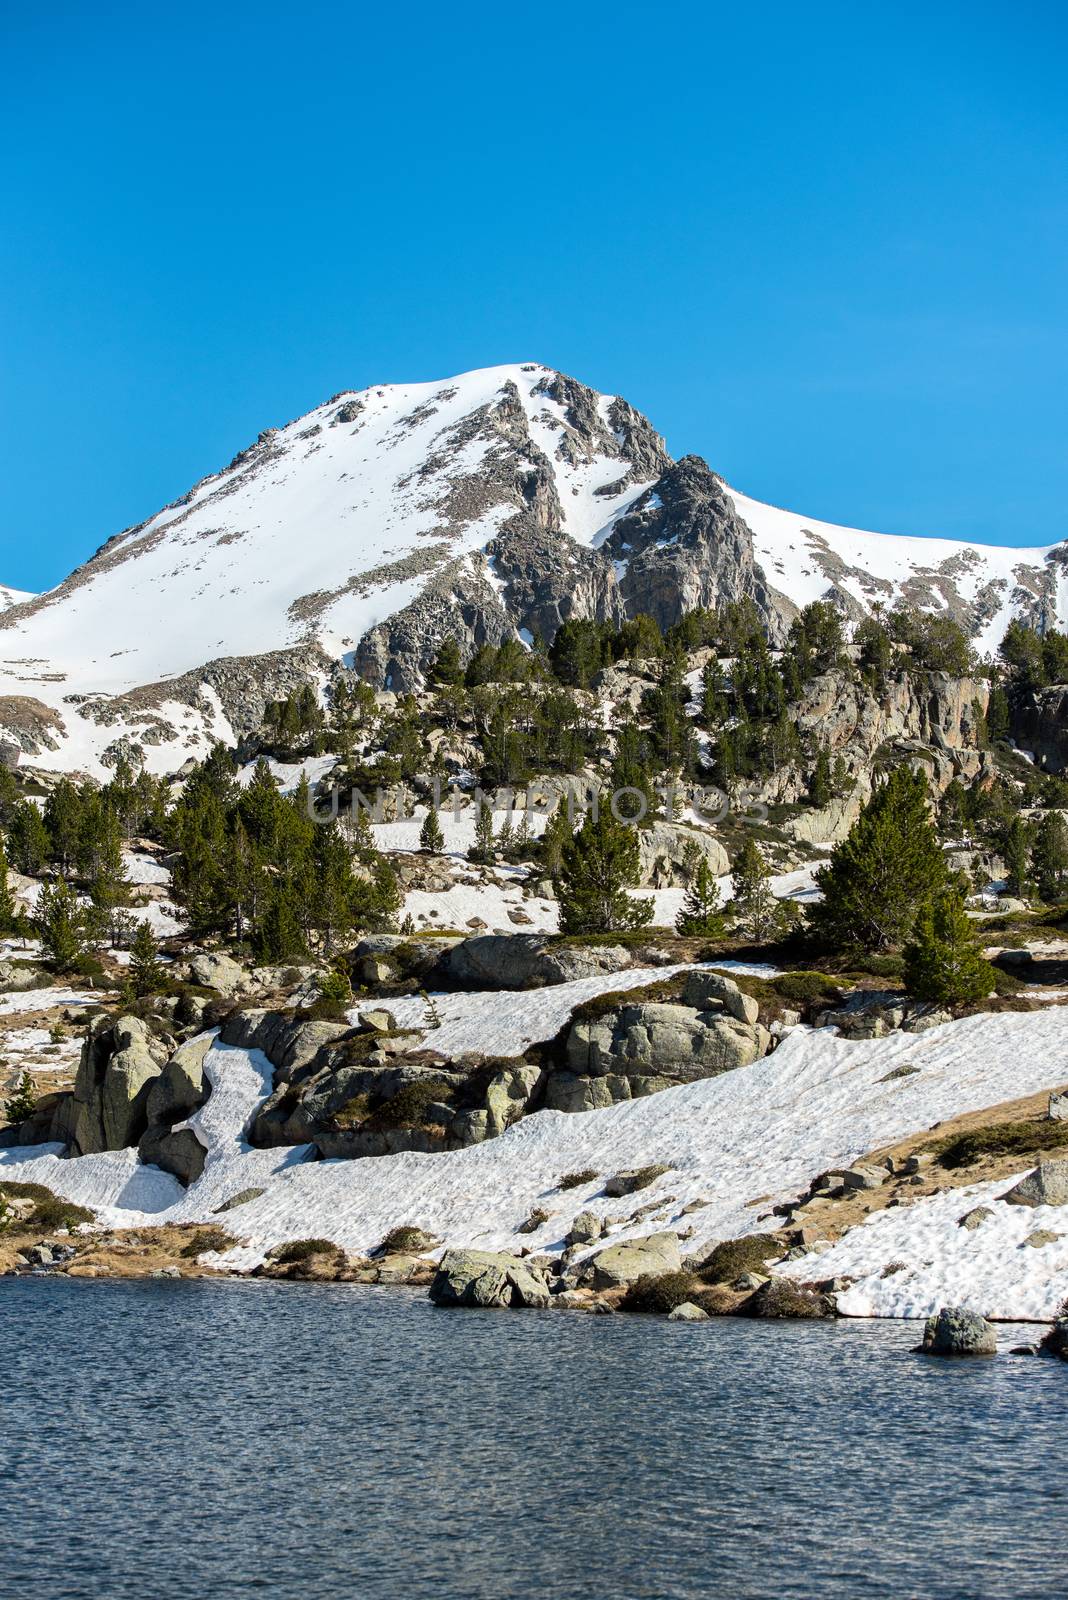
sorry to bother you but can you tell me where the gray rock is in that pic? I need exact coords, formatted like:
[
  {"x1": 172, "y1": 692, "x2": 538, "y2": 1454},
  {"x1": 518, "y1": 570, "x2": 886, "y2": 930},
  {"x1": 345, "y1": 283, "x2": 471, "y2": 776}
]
[
  {"x1": 1003, "y1": 1158, "x2": 1068, "y2": 1209},
  {"x1": 484, "y1": 1064, "x2": 544, "y2": 1138},
  {"x1": 603, "y1": 1165, "x2": 670, "y2": 1197},
  {"x1": 358, "y1": 1009, "x2": 396, "y2": 1034},
  {"x1": 0, "y1": 961, "x2": 37, "y2": 993},
  {"x1": 566, "y1": 1210, "x2": 605, "y2": 1246},
  {"x1": 567, "y1": 1001, "x2": 769, "y2": 1081},
  {"x1": 667, "y1": 1301, "x2": 710, "y2": 1322},
  {"x1": 637, "y1": 822, "x2": 729, "y2": 887},
  {"x1": 918, "y1": 1306, "x2": 996, "y2": 1356},
  {"x1": 680, "y1": 969, "x2": 760, "y2": 1025},
  {"x1": 1049, "y1": 1091, "x2": 1068, "y2": 1123},
  {"x1": 188, "y1": 951, "x2": 251, "y2": 996},
  {"x1": 145, "y1": 1034, "x2": 212, "y2": 1126},
  {"x1": 429, "y1": 1248, "x2": 551, "y2": 1309},
  {"x1": 1021, "y1": 1228, "x2": 1062, "y2": 1249},
  {"x1": 584, "y1": 1232, "x2": 682, "y2": 1288},
  {"x1": 138, "y1": 1124, "x2": 207, "y2": 1185},
  {"x1": 436, "y1": 933, "x2": 634, "y2": 991},
  {"x1": 957, "y1": 1206, "x2": 994, "y2": 1231}
]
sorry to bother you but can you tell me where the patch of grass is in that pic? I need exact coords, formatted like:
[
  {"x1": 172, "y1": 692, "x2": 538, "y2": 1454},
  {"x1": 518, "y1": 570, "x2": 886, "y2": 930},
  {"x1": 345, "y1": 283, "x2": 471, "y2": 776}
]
[
  {"x1": 695, "y1": 1233, "x2": 783, "y2": 1284},
  {"x1": 557, "y1": 1169, "x2": 599, "y2": 1191},
  {"x1": 179, "y1": 1226, "x2": 233, "y2": 1258},
  {"x1": 567, "y1": 976, "x2": 685, "y2": 1027},
  {"x1": 272, "y1": 1238, "x2": 339, "y2": 1264},
  {"x1": 619, "y1": 1271, "x2": 701, "y2": 1314},
  {"x1": 989, "y1": 967, "x2": 1025, "y2": 996},
  {"x1": 934, "y1": 1120, "x2": 1068, "y2": 1170},
  {"x1": 0, "y1": 1179, "x2": 94, "y2": 1232},
  {"x1": 772, "y1": 971, "x2": 842, "y2": 1007}
]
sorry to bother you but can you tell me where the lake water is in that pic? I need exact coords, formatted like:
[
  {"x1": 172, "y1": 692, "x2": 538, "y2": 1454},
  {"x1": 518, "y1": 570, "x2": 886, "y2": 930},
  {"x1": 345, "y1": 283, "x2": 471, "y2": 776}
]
[{"x1": 1, "y1": 1276, "x2": 1065, "y2": 1599}]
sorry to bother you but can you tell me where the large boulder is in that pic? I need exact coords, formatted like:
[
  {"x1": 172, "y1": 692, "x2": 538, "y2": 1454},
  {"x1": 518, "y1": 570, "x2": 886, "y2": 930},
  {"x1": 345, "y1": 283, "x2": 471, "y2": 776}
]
[
  {"x1": 0, "y1": 960, "x2": 37, "y2": 993},
  {"x1": 566, "y1": 1001, "x2": 769, "y2": 1080},
  {"x1": 188, "y1": 951, "x2": 252, "y2": 997},
  {"x1": 680, "y1": 969, "x2": 760, "y2": 1025},
  {"x1": 429, "y1": 1249, "x2": 551, "y2": 1309},
  {"x1": 917, "y1": 1307, "x2": 997, "y2": 1356},
  {"x1": 145, "y1": 1034, "x2": 213, "y2": 1126},
  {"x1": 484, "y1": 1064, "x2": 545, "y2": 1138},
  {"x1": 138, "y1": 1124, "x2": 207, "y2": 1185},
  {"x1": 636, "y1": 822, "x2": 729, "y2": 888},
  {"x1": 1003, "y1": 1159, "x2": 1068, "y2": 1209},
  {"x1": 584, "y1": 1232, "x2": 682, "y2": 1288},
  {"x1": 435, "y1": 933, "x2": 634, "y2": 991},
  {"x1": 219, "y1": 1010, "x2": 351, "y2": 1079},
  {"x1": 51, "y1": 1015, "x2": 168, "y2": 1155}
]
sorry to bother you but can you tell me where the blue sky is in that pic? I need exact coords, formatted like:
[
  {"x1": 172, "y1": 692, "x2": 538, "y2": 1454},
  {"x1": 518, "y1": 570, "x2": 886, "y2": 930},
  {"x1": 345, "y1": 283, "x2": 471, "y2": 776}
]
[{"x1": 1, "y1": 0, "x2": 1065, "y2": 592}]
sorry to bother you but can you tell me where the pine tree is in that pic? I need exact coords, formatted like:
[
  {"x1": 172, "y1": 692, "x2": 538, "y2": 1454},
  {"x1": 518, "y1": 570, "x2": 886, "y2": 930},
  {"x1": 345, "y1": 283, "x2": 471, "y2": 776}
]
[
  {"x1": 554, "y1": 808, "x2": 654, "y2": 935},
  {"x1": 4, "y1": 1070, "x2": 38, "y2": 1124},
  {"x1": 538, "y1": 806, "x2": 571, "y2": 875},
  {"x1": 808, "y1": 767, "x2": 945, "y2": 952},
  {"x1": 1001, "y1": 815, "x2": 1034, "y2": 899},
  {"x1": 1032, "y1": 811, "x2": 1068, "y2": 903},
  {"x1": 675, "y1": 858, "x2": 726, "y2": 937},
  {"x1": 35, "y1": 877, "x2": 89, "y2": 972},
  {"x1": 419, "y1": 807, "x2": 445, "y2": 853},
  {"x1": 468, "y1": 802, "x2": 495, "y2": 864},
  {"x1": 130, "y1": 919, "x2": 165, "y2": 996},
  {"x1": 0, "y1": 834, "x2": 16, "y2": 933},
  {"x1": 730, "y1": 837, "x2": 778, "y2": 940},
  {"x1": 904, "y1": 888, "x2": 995, "y2": 1005},
  {"x1": 808, "y1": 748, "x2": 832, "y2": 809}
]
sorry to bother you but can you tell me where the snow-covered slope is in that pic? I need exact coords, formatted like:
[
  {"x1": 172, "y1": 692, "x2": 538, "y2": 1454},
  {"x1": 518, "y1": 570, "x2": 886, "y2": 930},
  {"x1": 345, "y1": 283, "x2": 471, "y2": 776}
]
[
  {"x1": 2, "y1": 1005, "x2": 1066, "y2": 1318},
  {"x1": 1, "y1": 359, "x2": 1064, "y2": 776},
  {"x1": 731, "y1": 487, "x2": 1068, "y2": 656}
]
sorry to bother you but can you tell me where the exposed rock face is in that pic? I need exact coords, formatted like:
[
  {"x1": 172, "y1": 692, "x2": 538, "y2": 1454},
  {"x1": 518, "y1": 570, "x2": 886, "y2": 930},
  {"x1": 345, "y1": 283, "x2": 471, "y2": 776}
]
[
  {"x1": 602, "y1": 456, "x2": 786, "y2": 639},
  {"x1": 917, "y1": 1307, "x2": 997, "y2": 1356},
  {"x1": 188, "y1": 951, "x2": 253, "y2": 997},
  {"x1": 1003, "y1": 1158, "x2": 1068, "y2": 1208},
  {"x1": 636, "y1": 822, "x2": 729, "y2": 887},
  {"x1": 429, "y1": 1248, "x2": 551, "y2": 1309},
  {"x1": 51, "y1": 1015, "x2": 170, "y2": 1155}
]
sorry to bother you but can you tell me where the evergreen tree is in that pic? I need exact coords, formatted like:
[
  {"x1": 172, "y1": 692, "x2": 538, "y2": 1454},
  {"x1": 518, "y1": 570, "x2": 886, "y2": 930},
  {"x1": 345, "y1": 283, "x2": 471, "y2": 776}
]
[
  {"x1": 86, "y1": 809, "x2": 132, "y2": 945},
  {"x1": 129, "y1": 920, "x2": 166, "y2": 996},
  {"x1": 675, "y1": 858, "x2": 726, "y2": 937},
  {"x1": 419, "y1": 807, "x2": 445, "y2": 853},
  {"x1": 35, "y1": 878, "x2": 89, "y2": 972},
  {"x1": 1001, "y1": 815, "x2": 1034, "y2": 899},
  {"x1": 554, "y1": 808, "x2": 654, "y2": 935},
  {"x1": 903, "y1": 889, "x2": 995, "y2": 1005},
  {"x1": 730, "y1": 837, "x2": 779, "y2": 940},
  {"x1": 538, "y1": 806, "x2": 572, "y2": 875},
  {"x1": 0, "y1": 834, "x2": 16, "y2": 933},
  {"x1": 4, "y1": 1070, "x2": 38, "y2": 1124},
  {"x1": 809, "y1": 767, "x2": 945, "y2": 951},
  {"x1": 7, "y1": 800, "x2": 51, "y2": 877},
  {"x1": 468, "y1": 802, "x2": 495, "y2": 865},
  {"x1": 808, "y1": 748, "x2": 832, "y2": 809},
  {"x1": 429, "y1": 637, "x2": 464, "y2": 688},
  {"x1": 1031, "y1": 811, "x2": 1068, "y2": 902}
]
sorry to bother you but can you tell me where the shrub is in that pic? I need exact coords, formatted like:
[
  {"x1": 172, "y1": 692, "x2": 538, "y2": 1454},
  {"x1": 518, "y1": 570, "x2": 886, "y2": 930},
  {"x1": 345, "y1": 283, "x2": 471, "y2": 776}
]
[
  {"x1": 696, "y1": 1233, "x2": 783, "y2": 1284},
  {"x1": 377, "y1": 1226, "x2": 433, "y2": 1255},
  {"x1": 558, "y1": 1169, "x2": 599, "y2": 1190},
  {"x1": 772, "y1": 972, "x2": 842, "y2": 1008},
  {"x1": 366, "y1": 1077, "x2": 455, "y2": 1130},
  {"x1": 0, "y1": 1180, "x2": 94, "y2": 1232},
  {"x1": 620, "y1": 1271, "x2": 701, "y2": 1314},
  {"x1": 179, "y1": 1226, "x2": 233, "y2": 1258},
  {"x1": 935, "y1": 1120, "x2": 1068, "y2": 1170},
  {"x1": 273, "y1": 1238, "x2": 339, "y2": 1264}
]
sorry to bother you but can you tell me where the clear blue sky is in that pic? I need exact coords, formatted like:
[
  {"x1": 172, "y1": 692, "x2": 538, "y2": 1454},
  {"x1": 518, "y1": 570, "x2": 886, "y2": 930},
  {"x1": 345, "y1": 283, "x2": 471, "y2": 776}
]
[{"x1": 1, "y1": 0, "x2": 1065, "y2": 592}]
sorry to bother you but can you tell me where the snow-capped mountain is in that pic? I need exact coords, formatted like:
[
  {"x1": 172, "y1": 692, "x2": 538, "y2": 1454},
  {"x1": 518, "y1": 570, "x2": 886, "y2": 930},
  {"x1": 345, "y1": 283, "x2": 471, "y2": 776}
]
[{"x1": 0, "y1": 361, "x2": 1064, "y2": 777}]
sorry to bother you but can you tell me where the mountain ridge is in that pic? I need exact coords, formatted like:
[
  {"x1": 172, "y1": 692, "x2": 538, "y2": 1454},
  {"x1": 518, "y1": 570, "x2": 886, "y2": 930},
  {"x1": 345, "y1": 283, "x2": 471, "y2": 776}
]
[{"x1": 0, "y1": 360, "x2": 1064, "y2": 777}]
